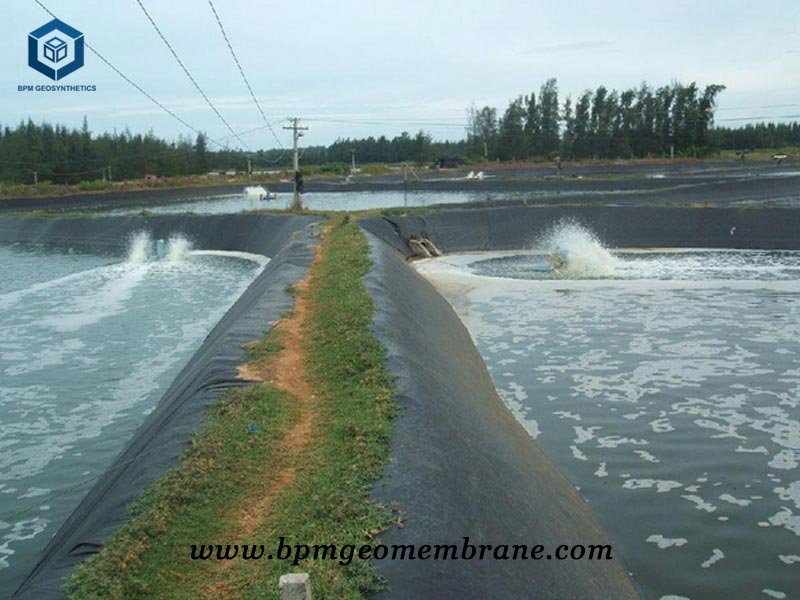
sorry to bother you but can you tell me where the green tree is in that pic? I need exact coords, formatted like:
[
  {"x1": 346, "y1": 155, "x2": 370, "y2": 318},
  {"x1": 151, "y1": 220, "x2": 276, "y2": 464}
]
[
  {"x1": 498, "y1": 97, "x2": 527, "y2": 161},
  {"x1": 194, "y1": 132, "x2": 209, "y2": 173},
  {"x1": 560, "y1": 95, "x2": 574, "y2": 157},
  {"x1": 538, "y1": 78, "x2": 560, "y2": 156},
  {"x1": 572, "y1": 91, "x2": 592, "y2": 158},
  {"x1": 412, "y1": 130, "x2": 432, "y2": 165},
  {"x1": 524, "y1": 92, "x2": 540, "y2": 156}
]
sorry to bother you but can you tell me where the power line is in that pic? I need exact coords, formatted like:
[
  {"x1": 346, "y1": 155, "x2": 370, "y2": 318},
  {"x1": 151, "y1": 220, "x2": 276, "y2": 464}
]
[
  {"x1": 207, "y1": 0, "x2": 286, "y2": 161},
  {"x1": 716, "y1": 103, "x2": 800, "y2": 112},
  {"x1": 134, "y1": 0, "x2": 252, "y2": 152},
  {"x1": 31, "y1": 0, "x2": 229, "y2": 150},
  {"x1": 717, "y1": 114, "x2": 800, "y2": 122}
]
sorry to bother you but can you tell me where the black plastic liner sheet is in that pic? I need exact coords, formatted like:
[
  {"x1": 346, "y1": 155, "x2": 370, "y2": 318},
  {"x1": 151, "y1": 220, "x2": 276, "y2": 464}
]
[
  {"x1": 0, "y1": 213, "x2": 315, "y2": 257},
  {"x1": 361, "y1": 231, "x2": 641, "y2": 599},
  {"x1": 358, "y1": 204, "x2": 800, "y2": 598},
  {"x1": 361, "y1": 205, "x2": 800, "y2": 257},
  {"x1": 1, "y1": 163, "x2": 798, "y2": 213},
  {"x1": 1, "y1": 214, "x2": 320, "y2": 599}
]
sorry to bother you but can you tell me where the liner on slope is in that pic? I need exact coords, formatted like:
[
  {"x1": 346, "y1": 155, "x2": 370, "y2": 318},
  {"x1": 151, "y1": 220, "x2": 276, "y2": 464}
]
[
  {"x1": 361, "y1": 205, "x2": 800, "y2": 255},
  {"x1": 1, "y1": 214, "x2": 320, "y2": 600},
  {"x1": 360, "y1": 228, "x2": 641, "y2": 599},
  {"x1": 358, "y1": 204, "x2": 800, "y2": 598},
  {"x1": 0, "y1": 213, "x2": 315, "y2": 256}
]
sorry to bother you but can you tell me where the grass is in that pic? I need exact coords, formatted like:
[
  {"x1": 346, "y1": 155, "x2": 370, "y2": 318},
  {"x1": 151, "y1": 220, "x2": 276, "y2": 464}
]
[
  {"x1": 67, "y1": 378, "x2": 299, "y2": 599},
  {"x1": 246, "y1": 325, "x2": 285, "y2": 363},
  {"x1": 67, "y1": 217, "x2": 397, "y2": 599}
]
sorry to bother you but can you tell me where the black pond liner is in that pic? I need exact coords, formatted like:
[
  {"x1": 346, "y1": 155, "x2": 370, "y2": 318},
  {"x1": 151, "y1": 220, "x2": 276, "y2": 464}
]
[
  {"x1": 358, "y1": 205, "x2": 800, "y2": 599},
  {"x1": 2, "y1": 164, "x2": 796, "y2": 214},
  {"x1": 0, "y1": 214, "x2": 320, "y2": 599}
]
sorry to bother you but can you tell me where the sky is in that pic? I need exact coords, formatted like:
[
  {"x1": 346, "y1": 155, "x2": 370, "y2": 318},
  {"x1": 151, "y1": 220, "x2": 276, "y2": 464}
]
[{"x1": 2, "y1": 0, "x2": 800, "y2": 150}]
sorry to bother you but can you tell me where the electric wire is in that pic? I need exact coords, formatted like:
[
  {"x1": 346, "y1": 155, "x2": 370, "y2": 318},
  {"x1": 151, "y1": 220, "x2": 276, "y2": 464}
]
[
  {"x1": 31, "y1": 0, "x2": 229, "y2": 150},
  {"x1": 207, "y1": 0, "x2": 286, "y2": 163},
  {"x1": 134, "y1": 0, "x2": 253, "y2": 152}
]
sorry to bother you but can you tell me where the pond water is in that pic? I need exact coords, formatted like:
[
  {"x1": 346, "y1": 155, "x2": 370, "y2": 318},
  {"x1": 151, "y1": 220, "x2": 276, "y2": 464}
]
[
  {"x1": 415, "y1": 226, "x2": 800, "y2": 600},
  {"x1": 109, "y1": 187, "x2": 625, "y2": 215},
  {"x1": 0, "y1": 237, "x2": 266, "y2": 592}
]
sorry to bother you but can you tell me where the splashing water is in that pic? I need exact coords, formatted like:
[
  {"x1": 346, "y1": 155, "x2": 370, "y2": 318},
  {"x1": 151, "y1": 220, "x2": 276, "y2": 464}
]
[
  {"x1": 126, "y1": 232, "x2": 193, "y2": 264},
  {"x1": 166, "y1": 235, "x2": 193, "y2": 262},
  {"x1": 126, "y1": 231, "x2": 152, "y2": 264},
  {"x1": 537, "y1": 221, "x2": 621, "y2": 277},
  {"x1": 244, "y1": 185, "x2": 268, "y2": 198}
]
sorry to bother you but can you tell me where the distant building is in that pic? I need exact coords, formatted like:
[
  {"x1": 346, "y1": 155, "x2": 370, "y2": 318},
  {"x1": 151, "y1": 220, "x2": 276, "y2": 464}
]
[{"x1": 144, "y1": 174, "x2": 158, "y2": 181}]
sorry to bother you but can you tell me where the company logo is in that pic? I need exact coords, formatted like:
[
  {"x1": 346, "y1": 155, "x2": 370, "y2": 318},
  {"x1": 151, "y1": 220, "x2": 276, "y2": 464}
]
[{"x1": 28, "y1": 18, "x2": 84, "y2": 81}]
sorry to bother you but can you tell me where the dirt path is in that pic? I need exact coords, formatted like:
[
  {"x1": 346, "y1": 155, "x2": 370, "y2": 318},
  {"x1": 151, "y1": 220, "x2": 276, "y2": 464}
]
[{"x1": 201, "y1": 234, "x2": 324, "y2": 599}]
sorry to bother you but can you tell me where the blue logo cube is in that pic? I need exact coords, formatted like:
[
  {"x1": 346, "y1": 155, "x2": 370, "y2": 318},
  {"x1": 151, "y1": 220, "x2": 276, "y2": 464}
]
[
  {"x1": 43, "y1": 36, "x2": 68, "y2": 63},
  {"x1": 28, "y1": 19, "x2": 84, "y2": 81}
]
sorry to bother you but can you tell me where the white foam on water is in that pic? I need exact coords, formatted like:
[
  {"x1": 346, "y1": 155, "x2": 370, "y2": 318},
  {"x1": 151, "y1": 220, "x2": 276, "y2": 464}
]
[
  {"x1": 126, "y1": 230, "x2": 152, "y2": 264},
  {"x1": 127, "y1": 231, "x2": 200, "y2": 264},
  {"x1": 719, "y1": 493, "x2": 752, "y2": 507},
  {"x1": 0, "y1": 265, "x2": 113, "y2": 310},
  {"x1": 413, "y1": 247, "x2": 800, "y2": 599},
  {"x1": 0, "y1": 517, "x2": 48, "y2": 569},
  {"x1": 166, "y1": 235, "x2": 193, "y2": 262},
  {"x1": 767, "y1": 508, "x2": 800, "y2": 536},
  {"x1": 682, "y1": 495, "x2": 717, "y2": 513},
  {"x1": 701, "y1": 549, "x2": 725, "y2": 568},
  {"x1": 774, "y1": 481, "x2": 800, "y2": 509},
  {"x1": 623, "y1": 479, "x2": 683, "y2": 493},
  {"x1": 189, "y1": 250, "x2": 269, "y2": 268},
  {"x1": 0, "y1": 245, "x2": 271, "y2": 579},
  {"x1": 244, "y1": 185, "x2": 268, "y2": 198},
  {"x1": 537, "y1": 220, "x2": 621, "y2": 278},
  {"x1": 768, "y1": 450, "x2": 799, "y2": 471},
  {"x1": 635, "y1": 450, "x2": 660, "y2": 463},
  {"x1": 647, "y1": 534, "x2": 688, "y2": 549},
  {"x1": 39, "y1": 263, "x2": 150, "y2": 333},
  {"x1": 571, "y1": 445, "x2": 588, "y2": 461}
]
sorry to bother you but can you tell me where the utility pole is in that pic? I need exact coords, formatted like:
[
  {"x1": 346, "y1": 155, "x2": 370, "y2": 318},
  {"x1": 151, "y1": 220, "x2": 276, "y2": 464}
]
[
  {"x1": 247, "y1": 157, "x2": 252, "y2": 179},
  {"x1": 283, "y1": 117, "x2": 308, "y2": 210},
  {"x1": 350, "y1": 149, "x2": 356, "y2": 173},
  {"x1": 33, "y1": 171, "x2": 38, "y2": 185}
]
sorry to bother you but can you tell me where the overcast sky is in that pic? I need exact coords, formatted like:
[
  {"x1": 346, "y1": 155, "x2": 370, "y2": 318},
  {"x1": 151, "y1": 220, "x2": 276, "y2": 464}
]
[{"x1": 3, "y1": 0, "x2": 799, "y2": 149}]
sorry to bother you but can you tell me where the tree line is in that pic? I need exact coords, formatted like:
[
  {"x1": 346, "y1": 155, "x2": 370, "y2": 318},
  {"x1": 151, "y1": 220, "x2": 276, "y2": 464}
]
[
  {"x1": 466, "y1": 78, "x2": 729, "y2": 160},
  {"x1": 2, "y1": 80, "x2": 799, "y2": 185}
]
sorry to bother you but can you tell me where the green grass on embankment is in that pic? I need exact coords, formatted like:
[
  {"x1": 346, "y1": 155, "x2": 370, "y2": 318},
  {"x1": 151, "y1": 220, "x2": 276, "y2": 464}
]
[{"x1": 67, "y1": 217, "x2": 397, "y2": 599}]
